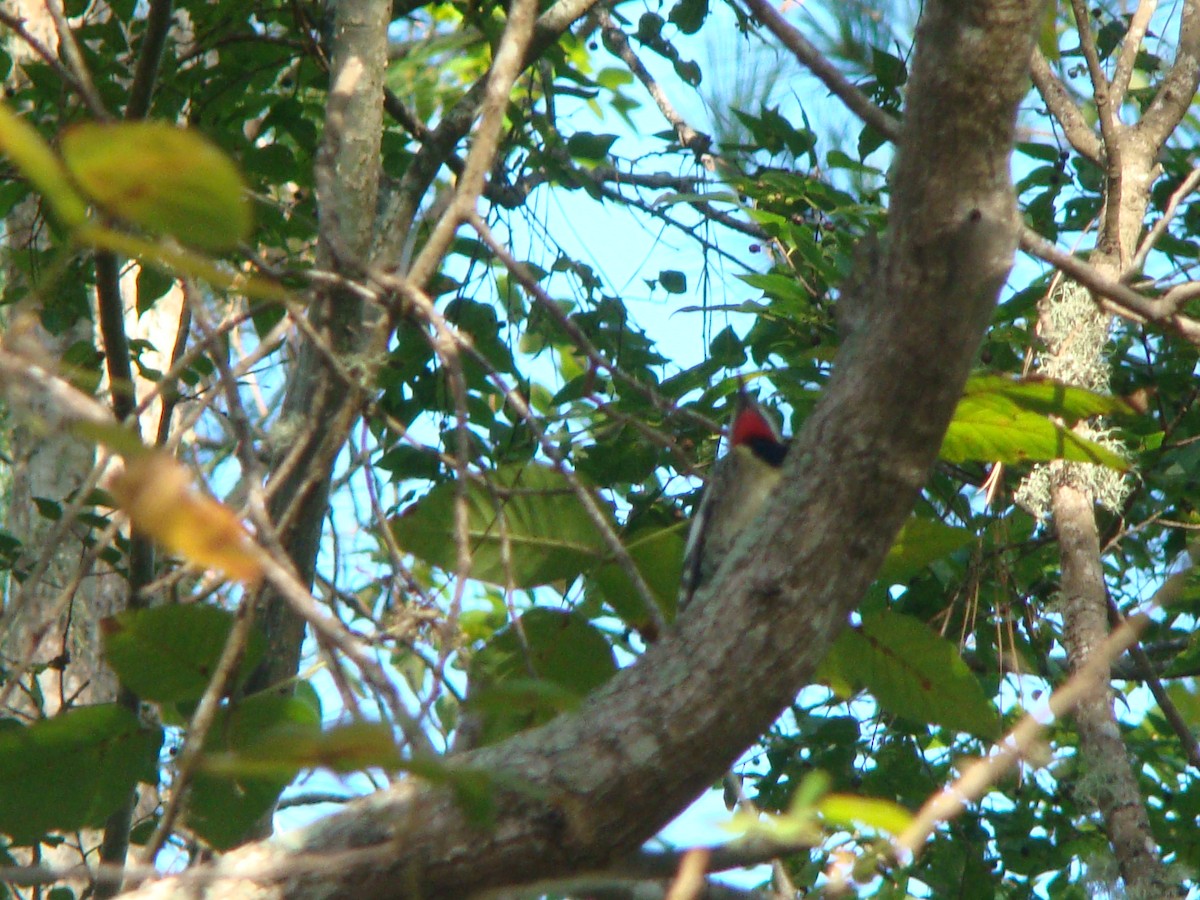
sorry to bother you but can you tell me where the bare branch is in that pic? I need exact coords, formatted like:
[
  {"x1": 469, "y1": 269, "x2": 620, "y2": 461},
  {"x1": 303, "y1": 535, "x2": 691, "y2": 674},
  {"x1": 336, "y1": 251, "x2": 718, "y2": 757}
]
[
  {"x1": 1111, "y1": 0, "x2": 1158, "y2": 107},
  {"x1": 894, "y1": 612, "x2": 1150, "y2": 858},
  {"x1": 1029, "y1": 48, "x2": 1103, "y2": 163},
  {"x1": 1137, "y1": 0, "x2": 1200, "y2": 147},
  {"x1": 1019, "y1": 227, "x2": 1200, "y2": 343},
  {"x1": 739, "y1": 0, "x2": 900, "y2": 143}
]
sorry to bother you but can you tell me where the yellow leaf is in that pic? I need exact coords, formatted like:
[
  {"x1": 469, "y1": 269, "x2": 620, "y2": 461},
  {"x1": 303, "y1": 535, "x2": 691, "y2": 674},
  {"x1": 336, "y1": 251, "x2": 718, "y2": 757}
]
[
  {"x1": 110, "y1": 454, "x2": 262, "y2": 585},
  {"x1": 61, "y1": 121, "x2": 252, "y2": 251},
  {"x1": 818, "y1": 793, "x2": 913, "y2": 838},
  {"x1": 0, "y1": 101, "x2": 88, "y2": 226}
]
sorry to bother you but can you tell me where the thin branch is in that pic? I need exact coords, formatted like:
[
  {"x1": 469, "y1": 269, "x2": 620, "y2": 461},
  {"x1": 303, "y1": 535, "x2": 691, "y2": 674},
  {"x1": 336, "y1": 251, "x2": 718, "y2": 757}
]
[
  {"x1": 43, "y1": 0, "x2": 110, "y2": 119},
  {"x1": 1110, "y1": 0, "x2": 1158, "y2": 106},
  {"x1": 374, "y1": 0, "x2": 607, "y2": 268},
  {"x1": 597, "y1": 10, "x2": 713, "y2": 162},
  {"x1": 125, "y1": 0, "x2": 173, "y2": 119},
  {"x1": 1137, "y1": 0, "x2": 1200, "y2": 147},
  {"x1": 894, "y1": 612, "x2": 1150, "y2": 859},
  {"x1": 137, "y1": 598, "x2": 261, "y2": 864},
  {"x1": 740, "y1": 0, "x2": 900, "y2": 143},
  {"x1": 1019, "y1": 227, "x2": 1200, "y2": 343},
  {"x1": 406, "y1": 0, "x2": 540, "y2": 287},
  {"x1": 1069, "y1": 0, "x2": 1126, "y2": 262},
  {"x1": 1106, "y1": 593, "x2": 1200, "y2": 771},
  {"x1": 1029, "y1": 48, "x2": 1103, "y2": 163}
]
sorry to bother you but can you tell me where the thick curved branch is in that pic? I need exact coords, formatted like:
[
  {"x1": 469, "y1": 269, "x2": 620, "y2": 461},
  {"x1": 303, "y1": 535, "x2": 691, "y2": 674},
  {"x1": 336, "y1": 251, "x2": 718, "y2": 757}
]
[{"x1": 113, "y1": 0, "x2": 1043, "y2": 896}]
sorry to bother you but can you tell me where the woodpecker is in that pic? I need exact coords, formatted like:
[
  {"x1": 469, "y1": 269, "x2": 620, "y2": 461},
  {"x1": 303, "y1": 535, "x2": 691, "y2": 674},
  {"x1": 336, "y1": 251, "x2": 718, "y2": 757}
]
[{"x1": 678, "y1": 386, "x2": 789, "y2": 613}]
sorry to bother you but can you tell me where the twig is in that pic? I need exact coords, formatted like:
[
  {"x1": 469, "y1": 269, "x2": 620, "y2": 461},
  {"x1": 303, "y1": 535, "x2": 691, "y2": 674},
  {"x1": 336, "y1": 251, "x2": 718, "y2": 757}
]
[
  {"x1": 43, "y1": 0, "x2": 110, "y2": 119},
  {"x1": 596, "y1": 10, "x2": 713, "y2": 162},
  {"x1": 740, "y1": 0, "x2": 900, "y2": 144},
  {"x1": 893, "y1": 611, "x2": 1149, "y2": 859}
]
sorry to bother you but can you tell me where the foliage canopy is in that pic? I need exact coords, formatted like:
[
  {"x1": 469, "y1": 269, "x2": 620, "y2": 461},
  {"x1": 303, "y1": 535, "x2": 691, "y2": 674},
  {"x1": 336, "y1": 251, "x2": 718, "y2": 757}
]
[{"x1": 0, "y1": 0, "x2": 1199, "y2": 897}]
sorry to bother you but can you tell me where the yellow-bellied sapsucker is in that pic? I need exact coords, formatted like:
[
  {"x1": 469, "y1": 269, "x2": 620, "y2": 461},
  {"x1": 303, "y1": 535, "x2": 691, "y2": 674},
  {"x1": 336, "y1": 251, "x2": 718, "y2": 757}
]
[{"x1": 678, "y1": 387, "x2": 789, "y2": 613}]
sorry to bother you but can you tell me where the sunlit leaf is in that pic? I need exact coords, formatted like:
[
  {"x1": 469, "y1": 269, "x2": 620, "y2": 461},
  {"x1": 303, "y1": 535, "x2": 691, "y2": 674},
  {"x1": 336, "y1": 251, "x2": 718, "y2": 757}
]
[
  {"x1": 819, "y1": 793, "x2": 913, "y2": 837},
  {"x1": 728, "y1": 770, "x2": 828, "y2": 845},
  {"x1": 0, "y1": 101, "x2": 87, "y2": 226},
  {"x1": 942, "y1": 376, "x2": 1129, "y2": 468},
  {"x1": 818, "y1": 610, "x2": 1000, "y2": 739},
  {"x1": 61, "y1": 121, "x2": 252, "y2": 250}
]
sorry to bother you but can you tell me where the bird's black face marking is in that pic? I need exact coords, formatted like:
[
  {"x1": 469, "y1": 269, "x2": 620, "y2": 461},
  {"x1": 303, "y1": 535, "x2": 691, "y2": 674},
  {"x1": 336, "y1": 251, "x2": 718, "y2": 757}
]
[{"x1": 746, "y1": 436, "x2": 788, "y2": 467}]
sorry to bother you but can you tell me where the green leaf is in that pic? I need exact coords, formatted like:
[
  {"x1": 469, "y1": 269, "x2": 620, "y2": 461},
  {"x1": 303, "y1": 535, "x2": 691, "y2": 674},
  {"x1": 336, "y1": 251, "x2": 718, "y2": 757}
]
[
  {"x1": 203, "y1": 721, "x2": 403, "y2": 778},
  {"x1": 0, "y1": 705, "x2": 162, "y2": 845},
  {"x1": 658, "y1": 269, "x2": 687, "y2": 294},
  {"x1": 102, "y1": 604, "x2": 266, "y2": 704},
  {"x1": 668, "y1": 0, "x2": 708, "y2": 33},
  {"x1": 135, "y1": 266, "x2": 176, "y2": 315},
  {"x1": 879, "y1": 517, "x2": 974, "y2": 584},
  {"x1": 466, "y1": 608, "x2": 617, "y2": 745},
  {"x1": 0, "y1": 101, "x2": 88, "y2": 226},
  {"x1": 390, "y1": 463, "x2": 614, "y2": 588},
  {"x1": 60, "y1": 122, "x2": 252, "y2": 251},
  {"x1": 818, "y1": 793, "x2": 913, "y2": 837},
  {"x1": 819, "y1": 610, "x2": 1000, "y2": 739},
  {"x1": 187, "y1": 693, "x2": 319, "y2": 849},
  {"x1": 962, "y1": 375, "x2": 1133, "y2": 420},
  {"x1": 566, "y1": 131, "x2": 618, "y2": 161},
  {"x1": 588, "y1": 524, "x2": 685, "y2": 629},
  {"x1": 941, "y1": 376, "x2": 1129, "y2": 469}
]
